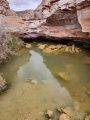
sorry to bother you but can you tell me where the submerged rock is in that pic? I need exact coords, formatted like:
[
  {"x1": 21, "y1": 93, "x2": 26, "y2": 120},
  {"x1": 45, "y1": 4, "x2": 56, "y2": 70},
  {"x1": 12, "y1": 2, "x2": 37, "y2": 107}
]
[
  {"x1": 38, "y1": 44, "x2": 47, "y2": 50},
  {"x1": 57, "y1": 72, "x2": 71, "y2": 82},
  {"x1": 25, "y1": 78, "x2": 38, "y2": 85},
  {"x1": 43, "y1": 48, "x2": 53, "y2": 53},
  {"x1": 0, "y1": 75, "x2": 7, "y2": 92},
  {"x1": 47, "y1": 110, "x2": 54, "y2": 119},
  {"x1": 87, "y1": 91, "x2": 90, "y2": 96}
]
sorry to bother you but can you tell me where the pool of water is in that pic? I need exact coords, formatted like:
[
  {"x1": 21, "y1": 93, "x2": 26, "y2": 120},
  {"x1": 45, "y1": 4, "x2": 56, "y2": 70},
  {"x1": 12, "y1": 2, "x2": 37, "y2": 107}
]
[{"x1": 0, "y1": 43, "x2": 90, "y2": 120}]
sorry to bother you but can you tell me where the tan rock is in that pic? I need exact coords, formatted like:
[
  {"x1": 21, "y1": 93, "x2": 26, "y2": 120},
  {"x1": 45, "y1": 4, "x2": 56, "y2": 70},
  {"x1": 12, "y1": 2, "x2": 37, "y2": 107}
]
[
  {"x1": 43, "y1": 48, "x2": 54, "y2": 53},
  {"x1": 38, "y1": 44, "x2": 47, "y2": 50},
  {"x1": 71, "y1": 45, "x2": 75, "y2": 53},
  {"x1": 58, "y1": 114, "x2": 70, "y2": 120},
  {"x1": 48, "y1": 45, "x2": 57, "y2": 49},
  {"x1": 58, "y1": 72, "x2": 71, "y2": 81},
  {"x1": 62, "y1": 107, "x2": 72, "y2": 116},
  {"x1": 26, "y1": 43, "x2": 32, "y2": 49},
  {"x1": 47, "y1": 110, "x2": 54, "y2": 119},
  {"x1": 75, "y1": 48, "x2": 80, "y2": 53},
  {"x1": 65, "y1": 46, "x2": 69, "y2": 52},
  {"x1": 57, "y1": 44, "x2": 63, "y2": 49},
  {"x1": 85, "y1": 115, "x2": 90, "y2": 120}
]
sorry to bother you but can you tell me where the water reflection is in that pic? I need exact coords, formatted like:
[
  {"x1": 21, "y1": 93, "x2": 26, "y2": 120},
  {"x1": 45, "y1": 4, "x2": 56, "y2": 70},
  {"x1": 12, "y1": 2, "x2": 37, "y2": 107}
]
[
  {"x1": 18, "y1": 50, "x2": 55, "y2": 81},
  {"x1": 17, "y1": 50, "x2": 74, "y2": 104}
]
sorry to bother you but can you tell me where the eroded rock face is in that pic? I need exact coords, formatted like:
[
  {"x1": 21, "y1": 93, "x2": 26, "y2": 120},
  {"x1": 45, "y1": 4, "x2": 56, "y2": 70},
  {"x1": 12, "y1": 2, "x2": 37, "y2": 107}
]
[
  {"x1": 0, "y1": 0, "x2": 27, "y2": 32},
  {"x1": 0, "y1": 0, "x2": 17, "y2": 16},
  {"x1": 23, "y1": 0, "x2": 90, "y2": 34}
]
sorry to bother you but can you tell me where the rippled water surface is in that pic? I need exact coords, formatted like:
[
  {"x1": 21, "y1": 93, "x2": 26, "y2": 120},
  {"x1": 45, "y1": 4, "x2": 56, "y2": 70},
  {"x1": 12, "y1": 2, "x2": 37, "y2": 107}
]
[{"x1": 0, "y1": 43, "x2": 90, "y2": 120}]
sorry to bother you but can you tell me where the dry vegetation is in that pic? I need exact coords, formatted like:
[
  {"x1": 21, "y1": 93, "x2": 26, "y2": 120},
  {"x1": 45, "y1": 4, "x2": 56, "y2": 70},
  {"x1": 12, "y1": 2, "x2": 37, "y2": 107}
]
[{"x1": 0, "y1": 28, "x2": 24, "y2": 64}]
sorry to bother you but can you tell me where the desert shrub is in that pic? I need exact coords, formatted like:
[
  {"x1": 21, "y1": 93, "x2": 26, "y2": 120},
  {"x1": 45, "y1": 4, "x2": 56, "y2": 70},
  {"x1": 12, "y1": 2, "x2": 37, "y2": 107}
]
[{"x1": 0, "y1": 28, "x2": 23, "y2": 64}]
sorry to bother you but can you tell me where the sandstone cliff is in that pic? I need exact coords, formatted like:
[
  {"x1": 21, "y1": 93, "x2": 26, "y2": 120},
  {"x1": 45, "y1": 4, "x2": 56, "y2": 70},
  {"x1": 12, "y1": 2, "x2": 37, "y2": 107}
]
[
  {"x1": 0, "y1": 0, "x2": 27, "y2": 32},
  {"x1": 22, "y1": 0, "x2": 90, "y2": 34},
  {"x1": 0, "y1": 0, "x2": 17, "y2": 16}
]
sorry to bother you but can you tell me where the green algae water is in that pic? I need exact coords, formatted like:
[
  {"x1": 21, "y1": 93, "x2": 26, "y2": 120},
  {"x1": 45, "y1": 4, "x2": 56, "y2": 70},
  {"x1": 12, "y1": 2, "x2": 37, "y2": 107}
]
[{"x1": 0, "y1": 43, "x2": 90, "y2": 120}]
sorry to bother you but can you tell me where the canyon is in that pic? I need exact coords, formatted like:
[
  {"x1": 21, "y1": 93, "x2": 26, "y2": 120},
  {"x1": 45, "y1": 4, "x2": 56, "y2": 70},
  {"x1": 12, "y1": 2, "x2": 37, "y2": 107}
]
[{"x1": 0, "y1": 0, "x2": 90, "y2": 119}]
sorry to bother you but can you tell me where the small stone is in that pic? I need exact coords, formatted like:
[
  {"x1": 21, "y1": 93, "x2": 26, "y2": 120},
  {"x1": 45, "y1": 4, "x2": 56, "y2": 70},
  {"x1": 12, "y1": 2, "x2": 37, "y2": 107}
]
[
  {"x1": 62, "y1": 107, "x2": 72, "y2": 116},
  {"x1": 25, "y1": 78, "x2": 32, "y2": 82},
  {"x1": 31, "y1": 80, "x2": 38, "y2": 84},
  {"x1": 87, "y1": 91, "x2": 90, "y2": 96},
  {"x1": 75, "y1": 48, "x2": 80, "y2": 53},
  {"x1": 48, "y1": 45, "x2": 57, "y2": 49},
  {"x1": 43, "y1": 48, "x2": 53, "y2": 53},
  {"x1": 47, "y1": 110, "x2": 54, "y2": 119},
  {"x1": 57, "y1": 72, "x2": 71, "y2": 81},
  {"x1": 26, "y1": 43, "x2": 32, "y2": 49},
  {"x1": 56, "y1": 107, "x2": 63, "y2": 113},
  {"x1": 85, "y1": 115, "x2": 90, "y2": 120},
  {"x1": 38, "y1": 44, "x2": 47, "y2": 50},
  {"x1": 58, "y1": 114, "x2": 70, "y2": 120},
  {"x1": 57, "y1": 45, "x2": 62, "y2": 49}
]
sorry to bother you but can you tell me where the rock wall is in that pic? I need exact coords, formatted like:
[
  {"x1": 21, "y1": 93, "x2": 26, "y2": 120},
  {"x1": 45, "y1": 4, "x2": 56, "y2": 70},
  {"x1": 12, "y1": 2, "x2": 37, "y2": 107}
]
[
  {"x1": 23, "y1": 0, "x2": 90, "y2": 33},
  {"x1": 0, "y1": 0, "x2": 17, "y2": 16},
  {"x1": 0, "y1": 0, "x2": 27, "y2": 31}
]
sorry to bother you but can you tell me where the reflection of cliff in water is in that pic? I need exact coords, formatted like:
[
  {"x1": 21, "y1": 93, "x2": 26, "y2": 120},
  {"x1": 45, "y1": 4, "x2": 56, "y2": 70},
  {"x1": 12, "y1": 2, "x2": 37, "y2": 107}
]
[{"x1": 17, "y1": 50, "x2": 75, "y2": 105}]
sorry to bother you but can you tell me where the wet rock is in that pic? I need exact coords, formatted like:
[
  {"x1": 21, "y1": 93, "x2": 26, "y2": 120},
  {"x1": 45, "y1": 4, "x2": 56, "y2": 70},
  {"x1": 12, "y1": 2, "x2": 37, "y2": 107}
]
[
  {"x1": 65, "y1": 46, "x2": 69, "y2": 52},
  {"x1": 25, "y1": 78, "x2": 38, "y2": 84},
  {"x1": 25, "y1": 78, "x2": 32, "y2": 82},
  {"x1": 43, "y1": 48, "x2": 54, "y2": 54},
  {"x1": 25, "y1": 43, "x2": 32, "y2": 49},
  {"x1": 58, "y1": 72, "x2": 71, "y2": 82},
  {"x1": 57, "y1": 44, "x2": 63, "y2": 49},
  {"x1": 87, "y1": 91, "x2": 90, "y2": 96},
  {"x1": 75, "y1": 48, "x2": 80, "y2": 53},
  {"x1": 48, "y1": 45, "x2": 57, "y2": 49},
  {"x1": 62, "y1": 107, "x2": 72, "y2": 117},
  {"x1": 85, "y1": 115, "x2": 90, "y2": 120},
  {"x1": 60, "y1": 47, "x2": 65, "y2": 52},
  {"x1": 0, "y1": 75, "x2": 7, "y2": 92},
  {"x1": 47, "y1": 110, "x2": 54, "y2": 119},
  {"x1": 31, "y1": 80, "x2": 38, "y2": 85},
  {"x1": 38, "y1": 44, "x2": 47, "y2": 50},
  {"x1": 56, "y1": 107, "x2": 63, "y2": 113},
  {"x1": 71, "y1": 45, "x2": 75, "y2": 53},
  {"x1": 58, "y1": 114, "x2": 70, "y2": 120}
]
